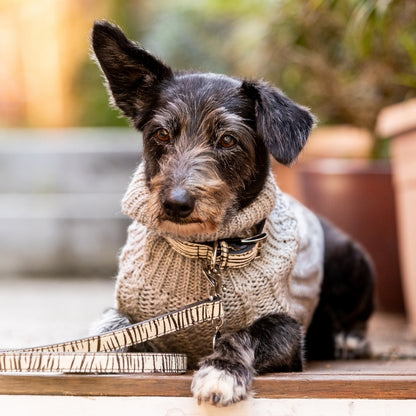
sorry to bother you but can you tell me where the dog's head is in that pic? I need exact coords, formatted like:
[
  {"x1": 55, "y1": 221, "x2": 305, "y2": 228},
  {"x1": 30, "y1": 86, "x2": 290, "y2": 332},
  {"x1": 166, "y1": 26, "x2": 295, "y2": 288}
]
[{"x1": 92, "y1": 20, "x2": 315, "y2": 237}]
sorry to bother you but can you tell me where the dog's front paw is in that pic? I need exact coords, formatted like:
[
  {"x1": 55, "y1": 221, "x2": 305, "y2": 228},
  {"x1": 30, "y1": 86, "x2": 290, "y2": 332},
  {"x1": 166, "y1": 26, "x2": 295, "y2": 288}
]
[{"x1": 191, "y1": 364, "x2": 252, "y2": 407}]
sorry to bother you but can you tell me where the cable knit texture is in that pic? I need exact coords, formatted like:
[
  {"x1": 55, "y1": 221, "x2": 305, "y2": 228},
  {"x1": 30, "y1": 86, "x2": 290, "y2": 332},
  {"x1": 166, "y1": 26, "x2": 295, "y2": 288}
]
[{"x1": 116, "y1": 162, "x2": 324, "y2": 368}]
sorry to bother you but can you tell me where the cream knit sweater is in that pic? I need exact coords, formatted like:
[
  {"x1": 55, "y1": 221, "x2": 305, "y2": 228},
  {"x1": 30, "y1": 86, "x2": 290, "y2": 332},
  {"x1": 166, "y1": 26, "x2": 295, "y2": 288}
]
[{"x1": 116, "y1": 163, "x2": 324, "y2": 367}]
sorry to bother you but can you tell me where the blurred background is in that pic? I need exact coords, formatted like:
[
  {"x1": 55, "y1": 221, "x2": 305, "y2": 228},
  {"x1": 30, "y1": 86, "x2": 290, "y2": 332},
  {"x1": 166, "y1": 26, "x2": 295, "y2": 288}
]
[
  {"x1": 2, "y1": 0, "x2": 415, "y2": 129},
  {"x1": 1, "y1": 0, "x2": 416, "y2": 346}
]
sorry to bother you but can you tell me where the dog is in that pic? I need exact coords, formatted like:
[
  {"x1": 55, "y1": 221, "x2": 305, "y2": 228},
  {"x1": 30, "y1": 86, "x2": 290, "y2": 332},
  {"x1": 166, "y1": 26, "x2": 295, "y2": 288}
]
[{"x1": 90, "y1": 20, "x2": 375, "y2": 406}]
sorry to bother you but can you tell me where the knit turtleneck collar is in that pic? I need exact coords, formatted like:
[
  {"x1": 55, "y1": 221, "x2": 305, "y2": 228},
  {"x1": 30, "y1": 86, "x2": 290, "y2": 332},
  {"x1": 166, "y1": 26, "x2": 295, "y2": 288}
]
[{"x1": 122, "y1": 162, "x2": 278, "y2": 242}]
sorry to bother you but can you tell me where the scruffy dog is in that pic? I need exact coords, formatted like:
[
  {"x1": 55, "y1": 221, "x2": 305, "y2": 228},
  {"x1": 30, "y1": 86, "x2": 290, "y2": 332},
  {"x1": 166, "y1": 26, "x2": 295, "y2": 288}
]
[{"x1": 91, "y1": 20, "x2": 374, "y2": 406}]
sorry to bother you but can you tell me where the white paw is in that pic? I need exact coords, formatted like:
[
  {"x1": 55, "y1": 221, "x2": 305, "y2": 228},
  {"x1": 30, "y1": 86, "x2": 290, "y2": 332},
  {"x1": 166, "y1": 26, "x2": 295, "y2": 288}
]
[
  {"x1": 335, "y1": 332, "x2": 371, "y2": 359},
  {"x1": 191, "y1": 366, "x2": 250, "y2": 407}
]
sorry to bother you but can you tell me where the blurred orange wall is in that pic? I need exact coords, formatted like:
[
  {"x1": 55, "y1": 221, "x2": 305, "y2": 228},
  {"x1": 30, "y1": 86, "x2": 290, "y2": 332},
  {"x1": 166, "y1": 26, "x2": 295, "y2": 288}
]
[{"x1": 0, "y1": 0, "x2": 111, "y2": 127}]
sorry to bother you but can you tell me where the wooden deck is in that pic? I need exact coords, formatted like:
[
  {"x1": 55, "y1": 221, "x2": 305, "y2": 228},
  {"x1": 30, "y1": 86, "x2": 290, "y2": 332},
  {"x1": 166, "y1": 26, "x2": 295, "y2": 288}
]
[
  {"x1": 1, "y1": 321, "x2": 416, "y2": 415},
  {"x1": 1, "y1": 359, "x2": 415, "y2": 399},
  {"x1": 1, "y1": 277, "x2": 416, "y2": 413}
]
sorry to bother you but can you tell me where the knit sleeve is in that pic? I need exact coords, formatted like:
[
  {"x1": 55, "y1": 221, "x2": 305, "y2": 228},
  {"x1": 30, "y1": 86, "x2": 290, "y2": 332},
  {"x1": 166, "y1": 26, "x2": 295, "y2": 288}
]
[{"x1": 286, "y1": 196, "x2": 325, "y2": 329}]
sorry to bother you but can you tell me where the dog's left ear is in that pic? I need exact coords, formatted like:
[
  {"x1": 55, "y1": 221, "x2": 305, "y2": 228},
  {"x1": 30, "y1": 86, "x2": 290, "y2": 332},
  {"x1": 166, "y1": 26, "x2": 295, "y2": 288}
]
[{"x1": 242, "y1": 80, "x2": 315, "y2": 165}]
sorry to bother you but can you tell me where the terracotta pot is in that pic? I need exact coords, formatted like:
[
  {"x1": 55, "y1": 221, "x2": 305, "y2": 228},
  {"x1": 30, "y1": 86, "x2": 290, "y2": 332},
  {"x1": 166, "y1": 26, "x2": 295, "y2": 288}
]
[
  {"x1": 377, "y1": 99, "x2": 416, "y2": 334},
  {"x1": 298, "y1": 159, "x2": 403, "y2": 313},
  {"x1": 391, "y1": 133, "x2": 416, "y2": 334}
]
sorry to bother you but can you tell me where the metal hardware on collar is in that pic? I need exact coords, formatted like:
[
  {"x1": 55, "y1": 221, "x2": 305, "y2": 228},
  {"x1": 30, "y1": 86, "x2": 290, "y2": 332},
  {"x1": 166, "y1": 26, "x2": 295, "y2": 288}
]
[
  {"x1": 212, "y1": 319, "x2": 223, "y2": 351},
  {"x1": 211, "y1": 240, "x2": 219, "y2": 269},
  {"x1": 240, "y1": 232, "x2": 268, "y2": 244},
  {"x1": 203, "y1": 266, "x2": 222, "y2": 300},
  {"x1": 203, "y1": 239, "x2": 227, "y2": 298},
  {"x1": 204, "y1": 263, "x2": 223, "y2": 349}
]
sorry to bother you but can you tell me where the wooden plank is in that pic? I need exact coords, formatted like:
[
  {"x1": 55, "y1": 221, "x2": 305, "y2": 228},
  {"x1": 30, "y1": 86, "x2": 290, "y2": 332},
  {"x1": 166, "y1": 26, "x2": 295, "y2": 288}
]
[
  {"x1": 1, "y1": 360, "x2": 416, "y2": 399},
  {"x1": 1, "y1": 396, "x2": 416, "y2": 416},
  {"x1": 305, "y1": 359, "x2": 416, "y2": 374},
  {"x1": 253, "y1": 374, "x2": 416, "y2": 399}
]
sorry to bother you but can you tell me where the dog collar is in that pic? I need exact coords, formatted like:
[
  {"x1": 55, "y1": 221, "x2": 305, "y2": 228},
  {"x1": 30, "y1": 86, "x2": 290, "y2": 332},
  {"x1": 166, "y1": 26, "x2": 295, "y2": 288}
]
[{"x1": 165, "y1": 220, "x2": 267, "y2": 270}]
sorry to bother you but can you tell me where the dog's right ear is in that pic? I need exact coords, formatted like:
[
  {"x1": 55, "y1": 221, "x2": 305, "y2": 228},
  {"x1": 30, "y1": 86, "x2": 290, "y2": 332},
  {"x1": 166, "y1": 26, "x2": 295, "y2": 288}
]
[{"x1": 91, "y1": 20, "x2": 173, "y2": 125}]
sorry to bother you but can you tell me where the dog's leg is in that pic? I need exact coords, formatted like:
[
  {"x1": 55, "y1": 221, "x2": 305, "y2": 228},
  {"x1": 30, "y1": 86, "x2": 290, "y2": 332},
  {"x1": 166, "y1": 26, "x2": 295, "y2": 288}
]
[
  {"x1": 89, "y1": 308, "x2": 133, "y2": 352},
  {"x1": 305, "y1": 218, "x2": 375, "y2": 360},
  {"x1": 90, "y1": 308, "x2": 133, "y2": 335},
  {"x1": 191, "y1": 313, "x2": 303, "y2": 406}
]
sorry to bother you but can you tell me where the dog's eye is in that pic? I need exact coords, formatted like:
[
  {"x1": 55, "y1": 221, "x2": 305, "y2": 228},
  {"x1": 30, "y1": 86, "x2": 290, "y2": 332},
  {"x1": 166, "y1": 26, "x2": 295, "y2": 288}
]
[
  {"x1": 219, "y1": 135, "x2": 237, "y2": 149},
  {"x1": 156, "y1": 128, "x2": 170, "y2": 143}
]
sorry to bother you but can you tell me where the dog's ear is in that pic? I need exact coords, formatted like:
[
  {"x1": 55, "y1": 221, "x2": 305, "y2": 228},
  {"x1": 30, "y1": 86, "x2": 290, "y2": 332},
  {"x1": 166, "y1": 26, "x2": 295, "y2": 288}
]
[
  {"x1": 241, "y1": 80, "x2": 315, "y2": 165},
  {"x1": 91, "y1": 20, "x2": 173, "y2": 124}
]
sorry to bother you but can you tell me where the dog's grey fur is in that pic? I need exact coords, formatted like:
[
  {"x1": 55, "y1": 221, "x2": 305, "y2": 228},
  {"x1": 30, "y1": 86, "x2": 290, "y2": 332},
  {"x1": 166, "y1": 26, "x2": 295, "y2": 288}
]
[{"x1": 91, "y1": 20, "x2": 375, "y2": 406}]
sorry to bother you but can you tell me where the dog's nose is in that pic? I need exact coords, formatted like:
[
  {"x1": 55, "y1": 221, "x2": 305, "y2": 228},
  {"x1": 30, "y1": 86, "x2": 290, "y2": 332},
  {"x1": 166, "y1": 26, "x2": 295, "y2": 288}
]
[{"x1": 163, "y1": 187, "x2": 195, "y2": 219}]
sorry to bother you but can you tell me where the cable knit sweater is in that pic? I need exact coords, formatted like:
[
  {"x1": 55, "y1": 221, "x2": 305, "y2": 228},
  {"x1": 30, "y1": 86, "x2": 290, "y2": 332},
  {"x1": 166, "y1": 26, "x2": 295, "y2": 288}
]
[{"x1": 116, "y1": 162, "x2": 324, "y2": 367}]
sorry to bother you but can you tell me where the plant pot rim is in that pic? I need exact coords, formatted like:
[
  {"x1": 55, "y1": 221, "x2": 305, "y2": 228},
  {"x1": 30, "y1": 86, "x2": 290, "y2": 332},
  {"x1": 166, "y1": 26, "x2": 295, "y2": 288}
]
[{"x1": 298, "y1": 158, "x2": 391, "y2": 175}]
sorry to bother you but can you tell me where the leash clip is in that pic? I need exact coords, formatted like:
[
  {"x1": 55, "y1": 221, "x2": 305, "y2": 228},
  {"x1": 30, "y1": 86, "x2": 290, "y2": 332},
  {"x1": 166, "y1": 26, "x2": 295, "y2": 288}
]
[
  {"x1": 212, "y1": 317, "x2": 223, "y2": 351},
  {"x1": 203, "y1": 241, "x2": 226, "y2": 299},
  {"x1": 203, "y1": 266, "x2": 222, "y2": 300}
]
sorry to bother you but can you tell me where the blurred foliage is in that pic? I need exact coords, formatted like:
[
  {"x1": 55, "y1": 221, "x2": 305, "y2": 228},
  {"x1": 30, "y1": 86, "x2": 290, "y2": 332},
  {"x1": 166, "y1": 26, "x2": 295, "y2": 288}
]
[
  {"x1": 75, "y1": 0, "x2": 136, "y2": 127},
  {"x1": 80, "y1": 0, "x2": 416, "y2": 135},
  {"x1": 76, "y1": 59, "x2": 127, "y2": 127},
  {"x1": 259, "y1": 0, "x2": 416, "y2": 130}
]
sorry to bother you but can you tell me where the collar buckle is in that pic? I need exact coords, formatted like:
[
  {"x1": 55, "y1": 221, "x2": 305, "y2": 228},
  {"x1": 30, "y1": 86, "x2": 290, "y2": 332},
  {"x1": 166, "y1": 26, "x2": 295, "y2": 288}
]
[{"x1": 240, "y1": 232, "x2": 268, "y2": 245}]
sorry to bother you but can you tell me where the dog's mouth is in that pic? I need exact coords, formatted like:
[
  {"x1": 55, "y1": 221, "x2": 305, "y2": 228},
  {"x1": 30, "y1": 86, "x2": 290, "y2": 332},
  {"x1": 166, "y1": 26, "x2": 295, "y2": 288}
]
[{"x1": 157, "y1": 218, "x2": 219, "y2": 238}]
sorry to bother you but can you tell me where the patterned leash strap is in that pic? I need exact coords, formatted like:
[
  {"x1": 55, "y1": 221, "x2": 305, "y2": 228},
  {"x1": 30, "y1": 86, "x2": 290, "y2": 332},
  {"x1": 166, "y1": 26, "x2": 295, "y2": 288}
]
[{"x1": 0, "y1": 296, "x2": 223, "y2": 374}]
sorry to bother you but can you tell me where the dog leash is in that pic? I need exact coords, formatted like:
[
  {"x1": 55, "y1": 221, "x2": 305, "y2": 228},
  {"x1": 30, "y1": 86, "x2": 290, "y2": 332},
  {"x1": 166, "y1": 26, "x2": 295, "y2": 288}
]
[
  {"x1": 0, "y1": 296, "x2": 223, "y2": 374},
  {"x1": 0, "y1": 227, "x2": 265, "y2": 374}
]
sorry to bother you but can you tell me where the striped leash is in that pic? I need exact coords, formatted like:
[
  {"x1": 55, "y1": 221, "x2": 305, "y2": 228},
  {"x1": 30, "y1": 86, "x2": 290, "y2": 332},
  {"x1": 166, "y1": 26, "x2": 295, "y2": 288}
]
[{"x1": 0, "y1": 296, "x2": 223, "y2": 374}]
